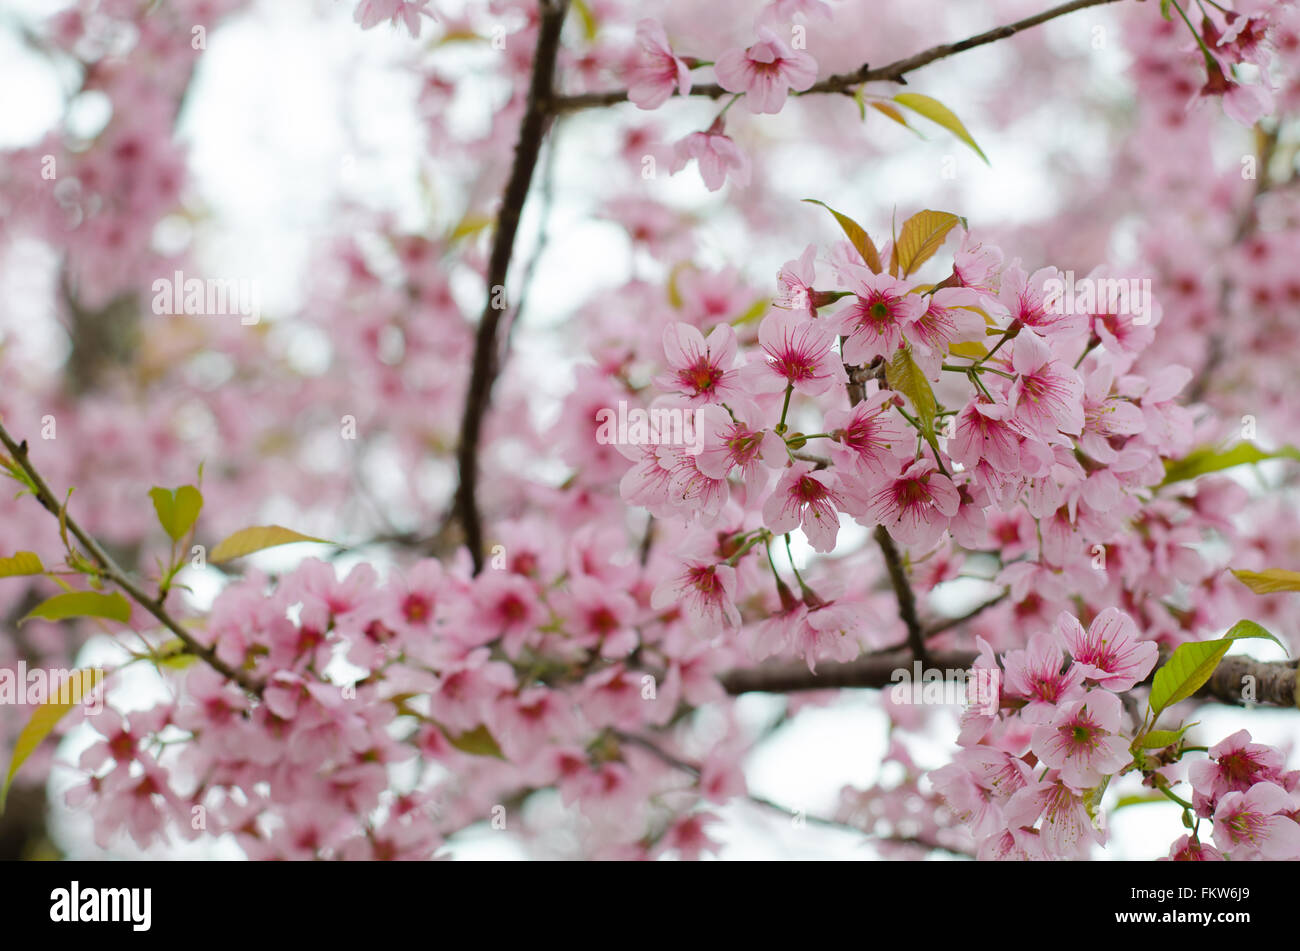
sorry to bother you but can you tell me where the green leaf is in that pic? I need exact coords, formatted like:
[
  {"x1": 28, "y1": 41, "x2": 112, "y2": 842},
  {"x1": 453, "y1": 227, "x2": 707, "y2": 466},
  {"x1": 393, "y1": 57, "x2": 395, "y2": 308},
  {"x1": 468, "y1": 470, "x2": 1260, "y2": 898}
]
[
  {"x1": 666, "y1": 262, "x2": 691, "y2": 309},
  {"x1": 1, "y1": 667, "x2": 105, "y2": 813},
  {"x1": 802, "y1": 199, "x2": 882, "y2": 273},
  {"x1": 0, "y1": 455, "x2": 40, "y2": 498},
  {"x1": 1221, "y1": 618, "x2": 1286, "y2": 652},
  {"x1": 1149, "y1": 640, "x2": 1232, "y2": 717},
  {"x1": 1148, "y1": 621, "x2": 1284, "y2": 717},
  {"x1": 153, "y1": 638, "x2": 198, "y2": 671},
  {"x1": 445, "y1": 724, "x2": 505, "y2": 759},
  {"x1": 890, "y1": 209, "x2": 962, "y2": 278},
  {"x1": 1159, "y1": 442, "x2": 1300, "y2": 487},
  {"x1": 1160, "y1": 0, "x2": 1173, "y2": 19},
  {"x1": 571, "y1": 0, "x2": 599, "y2": 40},
  {"x1": 1139, "y1": 724, "x2": 1194, "y2": 749},
  {"x1": 448, "y1": 213, "x2": 493, "y2": 243},
  {"x1": 731, "y1": 297, "x2": 771, "y2": 326},
  {"x1": 208, "y1": 525, "x2": 333, "y2": 564},
  {"x1": 1113, "y1": 793, "x2": 1167, "y2": 810},
  {"x1": 20, "y1": 591, "x2": 131, "y2": 626},
  {"x1": 869, "y1": 100, "x2": 917, "y2": 133},
  {"x1": 0, "y1": 551, "x2": 44, "y2": 577},
  {"x1": 893, "y1": 93, "x2": 990, "y2": 164},
  {"x1": 885, "y1": 346, "x2": 937, "y2": 433},
  {"x1": 1230, "y1": 568, "x2": 1300, "y2": 595},
  {"x1": 149, "y1": 485, "x2": 204, "y2": 542},
  {"x1": 948, "y1": 340, "x2": 988, "y2": 360}
]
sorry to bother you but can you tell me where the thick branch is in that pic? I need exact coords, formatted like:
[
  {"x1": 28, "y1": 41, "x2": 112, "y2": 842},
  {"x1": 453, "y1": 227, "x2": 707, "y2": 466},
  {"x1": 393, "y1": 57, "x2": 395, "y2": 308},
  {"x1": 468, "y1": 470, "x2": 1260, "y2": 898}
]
[
  {"x1": 549, "y1": 0, "x2": 1127, "y2": 113},
  {"x1": 452, "y1": 0, "x2": 570, "y2": 574},
  {"x1": 0, "y1": 422, "x2": 262, "y2": 695},
  {"x1": 720, "y1": 646, "x2": 1300, "y2": 710},
  {"x1": 720, "y1": 648, "x2": 978, "y2": 695}
]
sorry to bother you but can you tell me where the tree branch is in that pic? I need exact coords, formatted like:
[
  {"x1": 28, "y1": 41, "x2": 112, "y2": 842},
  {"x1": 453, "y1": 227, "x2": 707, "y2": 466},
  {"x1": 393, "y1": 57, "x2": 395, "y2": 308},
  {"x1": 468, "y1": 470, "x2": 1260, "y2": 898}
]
[
  {"x1": 874, "y1": 524, "x2": 928, "y2": 662},
  {"x1": 719, "y1": 648, "x2": 978, "y2": 695},
  {"x1": 0, "y1": 421, "x2": 262, "y2": 695},
  {"x1": 549, "y1": 0, "x2": 1128, "y2": 113},
  {"x1": 925, "y1": 591, "x2": 1008, "y2": 638},
  {"x1": 452, "y1": 0, "x2": 570, "y2": 574},
  {"x1": 720, "y1": 645, "x2": 1300, "y2": 710}
]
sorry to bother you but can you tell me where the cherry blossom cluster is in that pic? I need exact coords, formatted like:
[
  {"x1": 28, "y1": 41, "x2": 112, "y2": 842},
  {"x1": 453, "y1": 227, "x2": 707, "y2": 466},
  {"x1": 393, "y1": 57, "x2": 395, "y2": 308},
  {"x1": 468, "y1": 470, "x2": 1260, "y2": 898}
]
[
  {"x1": 3, "y1": 0, "x2": 1300, "y2": 862},
  {"x1": 933, "y1": 609, "x2": 1300, "y2": 860},
  {"x1": 54, "y1": 550, "x2": 757, "y2": 859},
  {"x1": 612, "y1": 218, "x2": 1199, "y2": 668}
]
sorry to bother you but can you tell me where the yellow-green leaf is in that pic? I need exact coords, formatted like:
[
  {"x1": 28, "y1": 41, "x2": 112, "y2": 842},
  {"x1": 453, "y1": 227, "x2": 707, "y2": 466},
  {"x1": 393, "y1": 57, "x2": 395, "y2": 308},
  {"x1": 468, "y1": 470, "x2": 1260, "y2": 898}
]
[
  {"x1": 1231, "y1": 568, "x2": 1300, "y2": 595},
  {"x1": 20, "y1": 591, "x2": 131, "y2": 626},
  {"x1": 1149, "y1": 640, "x2": 1233, "y2": 717},
  {"x1": 948, "y1": 340, "x2": 988, "y2": 360},
  {"x1": 149, "y1": 485, "x2": 203, "y2": 542},
  {"x1": 1113, "y1": 793, "x2": 1166, "y2": 810},
  {"x1": 0, "y1": 551, "x2": 43, "y2": 577},
  {"x1": 802, "y1": 199, "x2": 882, "y2": 273},
  {"x1": 449, "y1": 213, "x2": 493, "y2": 243},
  {"x1": 1139, "y1": 724, "x2": 1194, "y2": 749},
  {"x1": 893, "y1": 93, "x2": 989, "y2": 164},
  {"x1": 666, "y1": 262, "x2": 692, "y2": 309},
  {"x1": 869, "y1": 100, "x2": 917, "y2": 132},
  {"x1": 731, "y1": 297, "x2": 771, "y2": 326},
  {"x1": 445, "y1": 724, "x2": 505, "y2": 759},
  {"x1": 1221, "y1": 618, "x2": 1286, "y2": 651},
  {"x1": 1148, "y1": 620, "x2": 1284, "y2": 717},
  {"x1": 1, "y1": 667, "x2": 105, "y2": 813},
  {"x1": 1159, "y1": 442, "x2": 1300, "y2": 487},
  {"x1": 885, "y1": 345, "x2": 937, "y2": 432},
  {"x1": 208, "y1": 525, "x2": 333, "y2": 564},
  {"x1": 890, "y1": 209, "x2": 962, "y2": 278},
  {"x1": 152, "y1": 639, "x2": 198, "y2": 671},
  {"x1": 571, "y1": 0, "x2": 599, "y2": 41}
]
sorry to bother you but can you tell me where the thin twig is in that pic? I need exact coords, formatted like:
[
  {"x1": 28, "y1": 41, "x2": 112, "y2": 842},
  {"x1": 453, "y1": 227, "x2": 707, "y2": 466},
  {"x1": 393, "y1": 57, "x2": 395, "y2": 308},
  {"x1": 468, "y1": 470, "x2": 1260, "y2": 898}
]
[
  {"x1": 0, "y1": 421, "x2": 262, "y2": 695},
  {"x1": 614, "y1": 730, "x2": 867, "y2": 835},
  {"x1": 874, "y1": 524, "x2": 928, "y2": 663},
  {"x1": 924, "y1": 591, "x2": 1008, "y2": 638},
  {"x1": 549, "y1": 0, "x2": 1128, "y2": 113}
]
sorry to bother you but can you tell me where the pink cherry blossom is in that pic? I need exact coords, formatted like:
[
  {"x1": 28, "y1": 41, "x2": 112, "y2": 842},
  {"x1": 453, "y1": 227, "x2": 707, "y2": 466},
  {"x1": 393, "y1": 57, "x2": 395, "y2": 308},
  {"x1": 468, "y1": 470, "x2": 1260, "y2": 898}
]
[
  {"x1": 670, "y1": 128, "x2": 751, "y2": 191},
  {"x1": 651, "y1": 558, "x2": 741, "y2": 630},
  {"x1": 743, "y1": 310, "x2": 845, "y2": 395},
  {"x1": 352, "y1": 0, "x2": 433, "y2": 37},
  {"x1": 762, "y1": 462, "x2": 845, "y2": 553},
  {"x1": 1212, "y1": 782, "x2": 1300, "y2": 859},
  {"x1": 853, "y1": 458, "x2": 960, "y2": 549},
  {"x1": 627, "y1": 20, "x2": 693, "y2": 109},
  {"x1": 1190, "y1": 729, "x2": 1286, "y2": 816},
  {"x1": 824, "y1": 387, "x2": 910, "y2": 475},
  {"x1": 1055, "y1": 607, "x2": 1158, "y2": 691},
  {"x1": 653, "y1": 322, "x2": 749, "y2": 409},
  {"x1": 713, "y1": 27, "x2": 818, "y2": 114},
  {"x1": 1007, "y1": 329, "x2": 1085, "y2": 437},
  {"x1": 1031, "y1": 689, "x2": 1131, "y2": 791},
  {"x1": 1002, "y1": 630, "x2": 1086, "y2": 722},
  {"x1": 838, "y1": 273, "x2": 926, "y2": 364}
]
